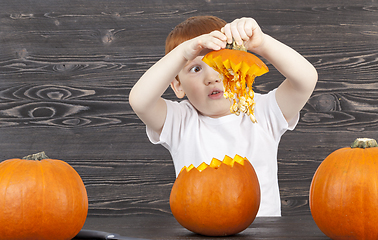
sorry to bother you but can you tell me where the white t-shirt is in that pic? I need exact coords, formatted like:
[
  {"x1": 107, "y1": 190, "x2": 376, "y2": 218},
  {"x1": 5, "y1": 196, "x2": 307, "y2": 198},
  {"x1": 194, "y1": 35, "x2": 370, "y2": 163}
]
[{"x1": 147, "y1": 89, "x2": 298, "y2": 216}]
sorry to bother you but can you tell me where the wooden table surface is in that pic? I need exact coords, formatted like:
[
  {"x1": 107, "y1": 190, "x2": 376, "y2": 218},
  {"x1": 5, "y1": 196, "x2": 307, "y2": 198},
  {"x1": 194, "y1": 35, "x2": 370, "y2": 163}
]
[{"x1": 77, "y1": 214, "x2": 329, "y2": 240}]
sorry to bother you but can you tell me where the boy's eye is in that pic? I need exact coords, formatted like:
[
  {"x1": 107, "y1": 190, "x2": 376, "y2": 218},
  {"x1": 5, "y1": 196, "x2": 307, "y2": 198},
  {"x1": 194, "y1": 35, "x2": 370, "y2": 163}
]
[{"x1": 189, "y1": 66, "x2": 202, "y2": 73}]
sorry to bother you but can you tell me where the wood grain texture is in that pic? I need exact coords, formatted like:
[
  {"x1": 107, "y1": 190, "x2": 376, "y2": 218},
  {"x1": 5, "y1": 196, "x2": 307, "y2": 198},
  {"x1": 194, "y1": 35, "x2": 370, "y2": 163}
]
[{"x1": 0, "y1": 0, "x2": 377, "y2": 217}]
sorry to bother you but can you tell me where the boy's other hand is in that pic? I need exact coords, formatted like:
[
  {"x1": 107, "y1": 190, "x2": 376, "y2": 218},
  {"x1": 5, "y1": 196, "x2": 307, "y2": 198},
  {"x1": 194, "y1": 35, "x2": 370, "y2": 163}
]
[
  {"x1": 222, "y1": 17, "x2": 265, "y2": 53},
  {"x1": 181, "y1": 30, "x2": 227, "y2": 61}
]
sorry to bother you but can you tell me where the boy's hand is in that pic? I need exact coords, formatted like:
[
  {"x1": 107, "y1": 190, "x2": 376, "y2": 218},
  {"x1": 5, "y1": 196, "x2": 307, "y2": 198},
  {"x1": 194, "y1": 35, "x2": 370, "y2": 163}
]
[
  {"x1": 222, "y1": 18, "x2": 265, "y2": 52},
  {"x1": 181, "y1": 30, "x2": 227, "y2": 61}
]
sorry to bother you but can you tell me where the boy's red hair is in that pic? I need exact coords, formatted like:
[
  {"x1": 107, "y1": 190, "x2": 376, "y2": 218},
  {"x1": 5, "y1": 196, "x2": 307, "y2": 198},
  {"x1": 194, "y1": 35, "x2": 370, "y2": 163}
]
[{"x1": 165, "y1": 16, "x2": 227, "y2": 54}]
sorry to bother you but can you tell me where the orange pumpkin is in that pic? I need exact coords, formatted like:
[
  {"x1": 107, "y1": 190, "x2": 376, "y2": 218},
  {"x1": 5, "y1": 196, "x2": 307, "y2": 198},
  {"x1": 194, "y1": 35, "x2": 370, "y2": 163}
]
[
  {"x1": 170, "y1": 155, "x2": 260, "y2": 236},
  {"x1": 202, "y1": 43, "x2": 268, "y2": 122},
  {"x1": 310, "y1": 138, "x2": 378, "y2": 240},
  {"x1": 0, "y1": 152, "x2": 88, "y2": 240}
]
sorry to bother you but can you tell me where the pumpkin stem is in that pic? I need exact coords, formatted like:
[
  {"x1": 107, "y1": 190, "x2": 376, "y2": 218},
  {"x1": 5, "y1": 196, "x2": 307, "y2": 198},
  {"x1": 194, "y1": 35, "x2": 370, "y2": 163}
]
[
  {"x1": 351, "y1": 138, "x2": 378, "y2": 149},
  {"x1": 22, "y1": 151, "x2": 49, "y2": 160},
  {"x1": 226, "y1": 39, "x2": 247, "y2": 52}
]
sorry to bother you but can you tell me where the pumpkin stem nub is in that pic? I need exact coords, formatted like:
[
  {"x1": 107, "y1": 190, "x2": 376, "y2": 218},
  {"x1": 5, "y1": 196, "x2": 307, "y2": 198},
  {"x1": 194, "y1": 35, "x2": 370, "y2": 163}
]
[
  {"x1": 22, "y1": 151, "x2": 49, "y2": 160},
  {"x1": 226, "y1": 39, "x2": 247, "y2": 52},
  {"x1": 351, "y1": 138, "x2": 378, "y2": 149}
]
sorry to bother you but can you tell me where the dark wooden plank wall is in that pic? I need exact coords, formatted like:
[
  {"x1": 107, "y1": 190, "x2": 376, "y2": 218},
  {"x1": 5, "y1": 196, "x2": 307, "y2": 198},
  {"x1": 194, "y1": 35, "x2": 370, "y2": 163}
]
[{"x1": 1, "y1": 0, "x2": 377, "y2": 216}]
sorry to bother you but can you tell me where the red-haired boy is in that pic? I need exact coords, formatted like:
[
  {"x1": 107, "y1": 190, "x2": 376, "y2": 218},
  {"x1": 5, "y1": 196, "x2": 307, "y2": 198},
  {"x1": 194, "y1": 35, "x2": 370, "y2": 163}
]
[{"x1": 130, "y1": 16, "x2": 317, "y2": 216}]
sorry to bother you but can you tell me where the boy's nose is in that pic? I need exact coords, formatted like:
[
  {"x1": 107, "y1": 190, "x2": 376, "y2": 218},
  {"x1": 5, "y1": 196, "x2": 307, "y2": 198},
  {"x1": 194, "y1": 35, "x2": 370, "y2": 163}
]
[
  {"x1": 204, "y1": 65, "x2": 222, "y2": 85},
  {"x1": 205, "y1": 76, "x2": 221, "y2": 85},
  {"x1": 205, "y1": 69, "x2": 221, "y2": 85}
]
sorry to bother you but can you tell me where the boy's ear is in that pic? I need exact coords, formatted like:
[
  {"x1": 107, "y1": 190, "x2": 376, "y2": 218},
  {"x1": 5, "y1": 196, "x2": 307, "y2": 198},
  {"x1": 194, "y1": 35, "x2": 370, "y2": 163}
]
[{"x1": 170, "y1": 78, "x2": 185, "y2": 99}]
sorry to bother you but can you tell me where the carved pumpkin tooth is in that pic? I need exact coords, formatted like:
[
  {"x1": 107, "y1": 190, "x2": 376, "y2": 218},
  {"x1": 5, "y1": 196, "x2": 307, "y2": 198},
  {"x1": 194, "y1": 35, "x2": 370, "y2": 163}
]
[
  {"x1": 209, "y1": 157, "x2": 222, "y2": 169},
  {"x1": 197, "y1": 162, "x2": 209, "y2": 172}
]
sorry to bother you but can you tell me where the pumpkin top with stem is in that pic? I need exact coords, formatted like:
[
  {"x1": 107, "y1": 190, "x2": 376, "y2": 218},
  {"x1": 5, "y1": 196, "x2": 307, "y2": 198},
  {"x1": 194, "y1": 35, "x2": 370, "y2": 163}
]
[
  {"x1": 350, "y1": 138, "x2": 378, "y2": 149},
  {"x1": 202, "y1": 39, "x2": 268, "y2": 123}
]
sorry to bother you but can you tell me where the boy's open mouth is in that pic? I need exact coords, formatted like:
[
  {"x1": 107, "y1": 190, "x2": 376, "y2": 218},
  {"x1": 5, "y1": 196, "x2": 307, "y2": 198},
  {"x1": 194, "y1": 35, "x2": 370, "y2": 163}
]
[{"x1": 208, "y1": 89, "x2": 224, "y2": 99}]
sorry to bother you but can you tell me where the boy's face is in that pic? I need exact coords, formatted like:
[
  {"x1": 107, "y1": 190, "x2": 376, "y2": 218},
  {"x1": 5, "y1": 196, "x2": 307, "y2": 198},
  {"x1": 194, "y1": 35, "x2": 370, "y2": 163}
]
[{"x1": 175, "y1": 55, "x2": 231, "y2": 118}]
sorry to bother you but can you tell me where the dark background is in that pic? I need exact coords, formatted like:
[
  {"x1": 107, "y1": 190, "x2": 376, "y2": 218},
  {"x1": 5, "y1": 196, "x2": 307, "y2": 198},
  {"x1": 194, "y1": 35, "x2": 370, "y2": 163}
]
[{"x1": 1, "y1": 0, "x2": 377, "y2": 216}]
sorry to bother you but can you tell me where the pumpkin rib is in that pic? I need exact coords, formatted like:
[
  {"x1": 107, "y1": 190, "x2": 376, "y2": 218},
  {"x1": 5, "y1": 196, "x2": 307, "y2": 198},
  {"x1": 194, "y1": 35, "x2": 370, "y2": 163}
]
[
  {"x1": 340, "y1": 149, "x2": 355, "y2": 237},
  {"x1": 38, "y1": 159, "x2": 47, "y2": 234},
  {"x1": 56, "y1": 159, "x2": 88, "y2": 234},
  {"x1": 0, "y1": 160, "x2": 23, "y2": 226},
  {"x1": 41, "y1": 159, "x2": 87, "y2": 239},
  {"x1": 41, "y1": 160, "x2": 62, "y2": 238},
  {"x1": 64, "y1": 161, "x2": 77, "y2": 224},
  {"x1": 362, "y1": 149, "x2": 378, "y2": 237},
  {"x1": 0, "y1": 160, "x2": 13, "y2": 216},
  {"x1": 359, "y1": 153, "x2": 367, "y2": 239},
  {"x1": 1, "y1": 160, "x2": 31, "y2": 239},
  {"x1": 27, "y1": 160, "x2": 44, "y2": 238}
]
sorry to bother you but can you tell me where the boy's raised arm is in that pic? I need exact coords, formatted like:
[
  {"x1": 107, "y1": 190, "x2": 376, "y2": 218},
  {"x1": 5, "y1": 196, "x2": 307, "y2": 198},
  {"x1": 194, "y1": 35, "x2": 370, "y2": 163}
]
[
  {"x1": 129, "y1": 31, "x2": 227, "y2": 134},
  {"x1": 260, "y1": 35, "x2": 318, "y2": 123},
  {"x1": 129, "y1": 46, "x2": 186, "y2": 134}
]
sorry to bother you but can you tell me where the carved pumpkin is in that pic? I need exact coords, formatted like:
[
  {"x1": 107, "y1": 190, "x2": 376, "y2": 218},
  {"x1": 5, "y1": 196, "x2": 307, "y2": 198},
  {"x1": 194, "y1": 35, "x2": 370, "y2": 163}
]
[
  {"x1": 202, "y1": 42, "x2": 268, "y2": 122},
  {"x1": 0, "y1": 152, "x2": 88, "y2": 240},
  {"x1": 170, "y1": 155, "x2": 260, "y2": 236},
  {"x1": 310, "y1": 138, "x2": 378, "y2": 240}
]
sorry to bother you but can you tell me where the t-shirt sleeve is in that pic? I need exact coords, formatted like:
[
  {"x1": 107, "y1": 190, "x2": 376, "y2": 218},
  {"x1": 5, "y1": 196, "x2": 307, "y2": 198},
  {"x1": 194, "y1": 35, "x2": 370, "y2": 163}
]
[
  {"x1": 146, "y1": 99, "x2": 193, "y2": 153},
  {"x1": 254, "y1": 89, "x2": 299, "y2": 141}
]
